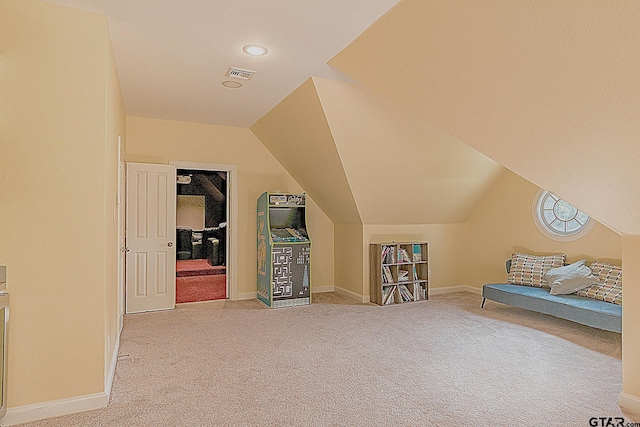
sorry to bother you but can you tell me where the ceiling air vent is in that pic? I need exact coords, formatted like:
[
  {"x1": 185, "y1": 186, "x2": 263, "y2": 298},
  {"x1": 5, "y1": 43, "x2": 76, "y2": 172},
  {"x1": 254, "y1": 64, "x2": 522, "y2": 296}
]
[{"x1": 225, "y1": 67, "x2": 256, "y2": 80}]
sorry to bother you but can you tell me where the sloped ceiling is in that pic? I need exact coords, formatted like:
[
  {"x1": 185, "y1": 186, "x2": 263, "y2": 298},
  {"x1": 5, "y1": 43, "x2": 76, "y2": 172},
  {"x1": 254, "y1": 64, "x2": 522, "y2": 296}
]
[
  {"x1": 330, "y1": 0, "x2": 640, "y2": 235},
  {"x1": 251, "y1": 79, "x2": 362, "y2": 224},
  {"x1": 252, "y1": 76, "x2": 503, "y2": 225},
  {"x1": 42, "y1": 0, "x2": 400, "y2": 128},
  {"x1": 313, "y1": 77, "x2": 503, "y2": 224}
]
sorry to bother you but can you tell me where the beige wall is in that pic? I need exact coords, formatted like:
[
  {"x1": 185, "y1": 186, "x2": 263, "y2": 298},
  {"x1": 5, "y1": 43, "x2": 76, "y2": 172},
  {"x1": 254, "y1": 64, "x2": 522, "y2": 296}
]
[
  {"x1": 251, "y1": 79, "x2": 361, "y2": 224},
  {"x1": 464, "y1": 169, "x2": 622, "y2": 288},
  {"x1": 622, "y1": 236, "x2": 640, "y2": 397},
  {"x1": 313, "y1": 77, "x2": 503, "y2": 224},
  {"x1": 336, "y1": 170, "x2": 622, "y2": 301},
  {"x1": 307, "y1": 196, "x2": 335, "y2": 293},
  {"x1": 0, "y1": 0, "x2": 114, "y2": 406},
  {"x1": 126, "y1": 116, "x2": 335, "y2": 296},
  {"x1": 334, "y1": 224, "x2": 364, "y2": 298},
  {"x1": 330, "y1": 0, "x2": 640, "y2": 236}
]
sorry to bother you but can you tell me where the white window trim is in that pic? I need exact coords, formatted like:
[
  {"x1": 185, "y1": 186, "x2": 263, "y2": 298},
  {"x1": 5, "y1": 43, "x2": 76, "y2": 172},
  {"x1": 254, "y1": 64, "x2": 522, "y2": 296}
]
[{"x1": 532, "y1": 189, "x2": 594, "y2": 242}]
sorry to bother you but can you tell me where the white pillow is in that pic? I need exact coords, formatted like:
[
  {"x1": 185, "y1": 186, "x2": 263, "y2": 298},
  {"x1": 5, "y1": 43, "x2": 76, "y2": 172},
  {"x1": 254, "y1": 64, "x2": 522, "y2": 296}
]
[{"x1": 543, "y1": 259, "x2": 601, "y2": 295}]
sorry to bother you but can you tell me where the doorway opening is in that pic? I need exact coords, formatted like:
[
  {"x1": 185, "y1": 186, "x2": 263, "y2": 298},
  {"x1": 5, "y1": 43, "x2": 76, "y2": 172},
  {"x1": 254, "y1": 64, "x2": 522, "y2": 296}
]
[{"x1": 175, "y1": 169, "x2": 228, "y2": 303}]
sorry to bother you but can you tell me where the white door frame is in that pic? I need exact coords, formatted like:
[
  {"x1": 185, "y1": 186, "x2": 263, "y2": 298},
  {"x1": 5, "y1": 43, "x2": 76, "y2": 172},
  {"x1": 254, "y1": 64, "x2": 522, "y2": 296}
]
[{"x1": 170, "y1": 161, "x2": 239, "y2": 301}]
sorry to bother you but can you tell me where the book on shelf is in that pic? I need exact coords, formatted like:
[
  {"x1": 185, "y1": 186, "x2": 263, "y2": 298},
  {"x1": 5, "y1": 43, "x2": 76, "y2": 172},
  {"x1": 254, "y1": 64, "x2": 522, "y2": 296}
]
[
  {"x1": 413, "y1": 264, "x2": 418, "y2": 281},
  {"x1": 397, "y1": 270, "x2": 409, "y2": 282},
  {"x1": 412, "y1": 244, "x2": 422, "y2": 262},
  {"x1": 413, "y1": 283, "x2": 427, "y2": 300},
  {"x1": 382, "y1": 285, "x2": 396, "y2": 305},
  {"x1": 381, "y1": 246, "x2": 395, "y2": 264},
  {"x1": 398, "y1": 284, "x2": 414, "y2": 302},
  {"x1": 382, "y1": 266, "x2": 394, "y2": 283},
  {"x1": 397, "y1": 248, "x2": 411, "y2": 263}
]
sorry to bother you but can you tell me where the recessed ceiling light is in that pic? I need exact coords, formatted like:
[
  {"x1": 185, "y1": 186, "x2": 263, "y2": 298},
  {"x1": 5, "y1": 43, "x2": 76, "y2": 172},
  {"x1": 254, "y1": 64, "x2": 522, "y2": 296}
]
[
  {"x1": 221, "y1": 80, "x2": 243, "y2": 88},
  {"x1": 242, "y1": 44, "x2": 268, "y2": 56}
]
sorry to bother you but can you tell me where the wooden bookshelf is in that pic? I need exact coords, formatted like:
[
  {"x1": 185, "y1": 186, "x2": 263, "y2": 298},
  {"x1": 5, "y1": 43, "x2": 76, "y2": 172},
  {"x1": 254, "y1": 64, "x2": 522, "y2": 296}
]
[{"x1": 369, "y1": 242, "x2": 429, "y2": 305}]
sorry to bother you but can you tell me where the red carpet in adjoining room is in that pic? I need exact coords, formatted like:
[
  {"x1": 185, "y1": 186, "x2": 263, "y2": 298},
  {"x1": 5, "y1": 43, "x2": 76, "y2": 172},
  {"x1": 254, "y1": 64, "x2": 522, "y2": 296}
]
[
  {"x1": 176, "y1": 260, "x2": 227, "y2": 303},
  {"x1": 176, "y1": 259, "x2": 226, "y2": 277}
]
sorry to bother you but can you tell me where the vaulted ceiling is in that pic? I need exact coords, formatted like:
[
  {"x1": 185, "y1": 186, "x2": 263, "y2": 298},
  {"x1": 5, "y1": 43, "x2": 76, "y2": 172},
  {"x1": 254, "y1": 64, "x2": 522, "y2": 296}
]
[
  {"x1": 40, "y1": 0, "x2": 639, "y2": 234},
  {"x1": 251, "y1": 79, "x2": 362, "y2": 225},
  {"x1": 43, "y1": 0, "x2": 400, "y2": 127},
  {"x1": 252, "y1": 77, "x2": 502, "y2": 225},
  {"x1": 330, "y1": 0, "x2": 640, "y2": 234}
]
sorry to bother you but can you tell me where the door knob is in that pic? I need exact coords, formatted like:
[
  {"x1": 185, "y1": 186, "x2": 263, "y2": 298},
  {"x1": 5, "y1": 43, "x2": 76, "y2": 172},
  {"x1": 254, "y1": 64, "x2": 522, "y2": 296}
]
[{"x1": 168, "y1": 242, "x2": 174, "y2": 247}]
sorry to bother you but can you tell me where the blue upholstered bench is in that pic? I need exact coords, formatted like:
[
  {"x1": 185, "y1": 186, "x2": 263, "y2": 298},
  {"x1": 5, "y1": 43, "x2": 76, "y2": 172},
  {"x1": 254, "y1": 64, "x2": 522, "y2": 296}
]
[
  {"x1": 481, "y1": 284, "x2": 622, "y2": 333},
  {"x1": 481, "y1": 260, "x2": 622, "y2": 333}
]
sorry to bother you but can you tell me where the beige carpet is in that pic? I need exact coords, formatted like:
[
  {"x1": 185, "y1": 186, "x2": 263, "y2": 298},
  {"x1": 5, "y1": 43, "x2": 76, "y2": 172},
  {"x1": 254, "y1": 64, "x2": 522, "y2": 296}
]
[{"x1": 21, "y1": 292, "x2": 637, "y2": 426}]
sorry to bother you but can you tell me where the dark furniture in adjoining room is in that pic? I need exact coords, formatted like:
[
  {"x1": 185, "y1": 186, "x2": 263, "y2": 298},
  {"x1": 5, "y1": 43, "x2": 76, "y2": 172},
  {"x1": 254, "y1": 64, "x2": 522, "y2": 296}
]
[
  {"x1": 206, "y1": 238, "x2": 220, "y2": 266},
  {"x1": 176, "y1": 227, "x2": 206, "y2": 260},
  {"x1": 176, "y1": 227, "x2": 193, "y2": 260},
  {"x1": 191, "y1": 231, "x2": 203, "y2": 259},
  {"x1": 203, "y1": 224, "x2": 226, "y2": 266}
]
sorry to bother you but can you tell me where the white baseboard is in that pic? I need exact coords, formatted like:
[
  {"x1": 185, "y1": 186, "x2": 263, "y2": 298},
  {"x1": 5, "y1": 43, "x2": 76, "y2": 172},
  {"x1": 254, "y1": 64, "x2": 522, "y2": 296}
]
[
  {"x1": 334, "y1": 286, "x2": 369, "y2": 303},
  {"x1": 1, "y1": 392, "x2": 107, "y2": 426},
  {"x1": 2, "y1": 337, "x2": 122, "y2": 426},
  {"x1": 237, "y1": 291, "x2": 257, "y2": 301},
  {"x1": 429, "y1": 285, "x2": 481, "y2": 296},
  {"x1": 312, "y1": 285, "x2": 334, "y2": 293},
  {"x1": 105, "y1": 336, "x2": 120, "y2": 400},
  {"x1": 619, "y1": 392, "x2": 640, "y2": 416}
]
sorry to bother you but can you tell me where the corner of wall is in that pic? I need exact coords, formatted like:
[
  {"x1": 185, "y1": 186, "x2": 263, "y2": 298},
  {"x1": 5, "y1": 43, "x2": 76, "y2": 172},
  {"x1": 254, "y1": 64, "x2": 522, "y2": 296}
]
[
  {"x1": 622, "y1": 235, "x2": 640, "y2": 401},
  {"x1": 618, "y1": 392, "x2": 640, "y2": 418},
  {"x1": 333, "y1": 223, "x2": 364, "y2": 298}
]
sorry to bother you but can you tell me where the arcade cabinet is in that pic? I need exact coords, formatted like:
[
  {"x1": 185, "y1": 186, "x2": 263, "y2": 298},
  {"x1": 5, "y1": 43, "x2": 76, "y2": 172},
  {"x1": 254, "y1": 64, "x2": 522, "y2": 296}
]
[{"x1": 257, "y1": 192, "x2": 311, "y2": 308}]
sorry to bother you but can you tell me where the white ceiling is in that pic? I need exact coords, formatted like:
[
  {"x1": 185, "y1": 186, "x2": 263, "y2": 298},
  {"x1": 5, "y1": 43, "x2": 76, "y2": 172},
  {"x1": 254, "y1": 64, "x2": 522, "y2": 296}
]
[{"x1": 44, "y1": 0, "x2": 400, "y2": 128}]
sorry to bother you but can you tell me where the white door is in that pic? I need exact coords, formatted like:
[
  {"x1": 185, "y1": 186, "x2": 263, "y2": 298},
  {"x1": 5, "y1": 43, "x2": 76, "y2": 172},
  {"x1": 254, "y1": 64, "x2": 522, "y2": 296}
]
[{"x1": 126, "y1": 163, "x2": 176, "y2": 313}]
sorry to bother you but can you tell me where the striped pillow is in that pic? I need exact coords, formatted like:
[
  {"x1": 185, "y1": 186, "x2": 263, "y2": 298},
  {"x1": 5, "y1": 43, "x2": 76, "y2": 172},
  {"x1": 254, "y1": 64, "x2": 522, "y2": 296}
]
[
  {"x1": 575, "y1": 261, "x2": 622, "y2": 305},
  {"x1": 507, "y1": 253, "x2": 566, "y2": 288}
]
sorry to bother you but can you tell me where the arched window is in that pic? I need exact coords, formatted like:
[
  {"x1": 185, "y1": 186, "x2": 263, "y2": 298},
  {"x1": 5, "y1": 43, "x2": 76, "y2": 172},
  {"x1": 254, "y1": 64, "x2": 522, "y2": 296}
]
[{"x1": 532, "y1": 190, "x2": 593, "y2": 241}]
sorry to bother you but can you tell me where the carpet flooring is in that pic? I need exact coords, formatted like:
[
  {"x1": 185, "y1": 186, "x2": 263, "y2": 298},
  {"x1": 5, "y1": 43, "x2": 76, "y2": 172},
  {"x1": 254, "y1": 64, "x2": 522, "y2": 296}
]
[
  {"x1": 20, "y1": 292, "x2": 638, "y2": 426},
  {"x1": 175, "y1": 274, "x2": 227, "y2": 303}
]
